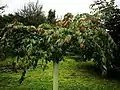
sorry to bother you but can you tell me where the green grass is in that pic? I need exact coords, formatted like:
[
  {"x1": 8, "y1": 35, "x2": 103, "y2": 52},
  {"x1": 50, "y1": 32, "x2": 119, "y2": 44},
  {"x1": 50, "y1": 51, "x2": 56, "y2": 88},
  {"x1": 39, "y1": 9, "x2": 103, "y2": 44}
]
[{"x1": 0, "y1": 56, "x2": 120, "y2": 90}]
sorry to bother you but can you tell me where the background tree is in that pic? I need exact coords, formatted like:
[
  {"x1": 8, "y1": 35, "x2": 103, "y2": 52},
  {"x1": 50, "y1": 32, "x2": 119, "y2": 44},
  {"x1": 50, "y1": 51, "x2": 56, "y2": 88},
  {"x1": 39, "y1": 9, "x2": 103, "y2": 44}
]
[
  {"x1": 90, "y1": 0, "x2": 120, "y2": 68},
  {"x1": 16, "y1": 0, "x2": 46, "y2": 27},
  {"x1": 0, "y1": 13, "x2": 17, "y2": 28},
  {"x1": 0, "y1": 5, "x2": 7, "y2": 28},
  {"x1": 47, "y1": 9, "x2": 56, "y2": 25}
]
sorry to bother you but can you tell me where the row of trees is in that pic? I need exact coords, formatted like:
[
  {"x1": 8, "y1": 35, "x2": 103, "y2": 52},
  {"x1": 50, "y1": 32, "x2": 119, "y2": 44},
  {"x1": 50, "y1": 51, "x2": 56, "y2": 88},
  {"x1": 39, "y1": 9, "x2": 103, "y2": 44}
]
[{"x1": 0, "y1": 1, "x2": 56, "y2": 28}]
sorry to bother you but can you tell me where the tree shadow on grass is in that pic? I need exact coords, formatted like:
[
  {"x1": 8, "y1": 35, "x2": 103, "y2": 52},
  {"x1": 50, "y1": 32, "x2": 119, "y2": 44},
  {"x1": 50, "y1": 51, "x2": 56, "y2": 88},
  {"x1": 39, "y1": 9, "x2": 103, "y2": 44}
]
[
  {"x1": 67, "y1": 55, "x2": 82, "y2": 61},
  {"x1": 76, "y1": 61, "x2": 120, "y2": 81},
  {"x1": 68, "y1": 56, "x2": 120, "y2": 82},
  {"x1": 0, "y1": 61, "x2": 19, "y2": 73},
  {"x1": 0, "y1": 74, "x2": 20, "y2": 87}
]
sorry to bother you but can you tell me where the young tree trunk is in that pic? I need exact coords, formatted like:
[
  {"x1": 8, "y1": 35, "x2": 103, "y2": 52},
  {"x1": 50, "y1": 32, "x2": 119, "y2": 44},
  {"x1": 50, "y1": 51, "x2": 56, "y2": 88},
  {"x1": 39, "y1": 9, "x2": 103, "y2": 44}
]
[{"x1": 53, "y1": 61, "x2": 58, "y2": 90}]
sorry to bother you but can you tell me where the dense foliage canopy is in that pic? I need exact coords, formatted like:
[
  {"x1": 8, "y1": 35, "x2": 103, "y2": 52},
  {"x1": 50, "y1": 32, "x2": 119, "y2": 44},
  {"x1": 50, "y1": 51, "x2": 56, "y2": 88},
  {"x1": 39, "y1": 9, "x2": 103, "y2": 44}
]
[{"x1": 0, "y1": 13, "x2": 117, "y2": 80}]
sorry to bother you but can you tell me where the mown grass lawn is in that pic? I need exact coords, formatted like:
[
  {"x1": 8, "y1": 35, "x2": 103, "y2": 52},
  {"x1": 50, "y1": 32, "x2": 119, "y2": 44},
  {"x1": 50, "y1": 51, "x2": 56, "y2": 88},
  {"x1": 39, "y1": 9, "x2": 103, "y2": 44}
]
[{"x1": 0, "y1": 56, "x2": 120, "y2": 90}]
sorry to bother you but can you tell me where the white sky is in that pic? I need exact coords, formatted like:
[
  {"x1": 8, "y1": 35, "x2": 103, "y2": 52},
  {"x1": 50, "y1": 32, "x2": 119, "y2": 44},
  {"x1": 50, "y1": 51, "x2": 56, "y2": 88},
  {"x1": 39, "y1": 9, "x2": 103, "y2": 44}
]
[{"x1": 0, "y1": 0, "x2": 120, "y2": 18}]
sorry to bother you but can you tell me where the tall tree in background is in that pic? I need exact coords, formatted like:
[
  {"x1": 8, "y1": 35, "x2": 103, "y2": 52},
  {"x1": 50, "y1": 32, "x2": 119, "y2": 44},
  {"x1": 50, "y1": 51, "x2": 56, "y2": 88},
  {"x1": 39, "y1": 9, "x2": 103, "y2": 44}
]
[
  {"x1": 0, "y1": 5, "x2": 7, "y2": 28},
  {"x1": 90, "y1": 0, "x2": 120, "y2": 67},
  {"x1": 90, "y1": 0, "x2": 119, "y2": 44},
  {"x1": 17, "y1": 0, "x2": 46, "y2": 27},
  {"x1": 47, "y1": 9, "x2": 56, "y2": 25}
]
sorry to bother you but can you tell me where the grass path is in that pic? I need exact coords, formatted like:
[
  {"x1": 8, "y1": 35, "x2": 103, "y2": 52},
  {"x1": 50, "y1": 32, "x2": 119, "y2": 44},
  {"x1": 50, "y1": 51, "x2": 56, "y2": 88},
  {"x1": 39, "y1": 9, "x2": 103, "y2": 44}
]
[{"x1": 0, "y1": 56, "x2": 120, "y2": 90}]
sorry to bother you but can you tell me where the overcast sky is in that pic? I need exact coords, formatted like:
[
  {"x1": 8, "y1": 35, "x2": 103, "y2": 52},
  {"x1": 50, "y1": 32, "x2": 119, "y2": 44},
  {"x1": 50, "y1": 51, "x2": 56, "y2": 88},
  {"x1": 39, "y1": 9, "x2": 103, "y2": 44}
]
[{"x1": 0, "y1": 0, "x2": 120, "y2": 18}]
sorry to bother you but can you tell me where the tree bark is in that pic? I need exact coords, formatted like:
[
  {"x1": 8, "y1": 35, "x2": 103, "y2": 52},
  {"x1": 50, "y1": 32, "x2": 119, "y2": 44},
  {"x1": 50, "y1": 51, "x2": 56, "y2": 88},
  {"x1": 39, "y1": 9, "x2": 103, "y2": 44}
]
[{"x1": 53, "y1": 61, "x2": 58, "y2": 90}]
